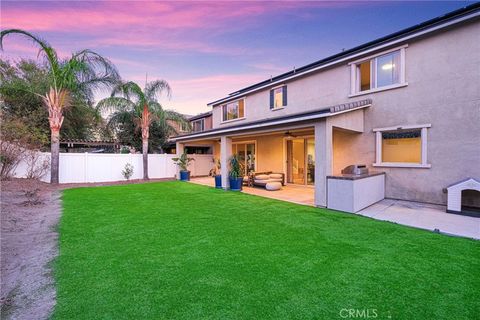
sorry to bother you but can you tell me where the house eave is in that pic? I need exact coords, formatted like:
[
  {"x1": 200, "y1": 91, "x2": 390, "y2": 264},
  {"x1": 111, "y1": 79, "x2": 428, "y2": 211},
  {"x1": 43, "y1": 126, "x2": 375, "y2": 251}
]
[{"x1": 171, "y1": 99, "x2": 371, "y2": 142}]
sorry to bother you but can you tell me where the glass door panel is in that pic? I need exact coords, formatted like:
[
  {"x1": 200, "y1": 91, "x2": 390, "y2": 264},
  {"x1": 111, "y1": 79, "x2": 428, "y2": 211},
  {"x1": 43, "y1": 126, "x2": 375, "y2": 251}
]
[
  {"x1": 287, "y1": 138, "x2": 314, "y2": 185},
  {"x1": 306, "y1": 138, "x2": 315, "y2": 185},
  {"x1": 233, "y1": 142, "x2": 256, "y2": 176},
  {"x1": 236, "y1": 144, "x2": 246, "y2": 176},
  {"x1": 246, "y1": 143, "x2": 255, "y2": 174},
  {"x1": 287, "y1": 139, "x2": 305, "y2": 184}
]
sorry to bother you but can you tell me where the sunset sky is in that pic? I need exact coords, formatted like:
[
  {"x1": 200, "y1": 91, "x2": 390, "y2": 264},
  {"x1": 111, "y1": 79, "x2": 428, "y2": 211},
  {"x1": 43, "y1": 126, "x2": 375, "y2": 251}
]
[{"x1": 0, "y1": 1, "x2": 472, "y2": 115}]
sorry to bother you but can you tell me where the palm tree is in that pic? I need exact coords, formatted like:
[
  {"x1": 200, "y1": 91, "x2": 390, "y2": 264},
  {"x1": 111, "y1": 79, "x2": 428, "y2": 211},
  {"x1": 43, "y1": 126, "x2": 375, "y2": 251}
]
[
  {"x1": 98, "y1": 80, "x2": 188, "y2": 179},
  {"x1": 0, "y1": 29, "x2": 119, "y2": 183}
]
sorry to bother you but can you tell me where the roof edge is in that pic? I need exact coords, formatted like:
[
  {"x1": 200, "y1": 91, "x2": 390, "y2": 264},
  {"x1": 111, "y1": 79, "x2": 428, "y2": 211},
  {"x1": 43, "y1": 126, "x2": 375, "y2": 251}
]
[
  {"x1": 172, "y1": 99, "x2": 371, "y2": 141},
  {"x1": 208, "y1": 3, "x2": 480, "y2": 107}
]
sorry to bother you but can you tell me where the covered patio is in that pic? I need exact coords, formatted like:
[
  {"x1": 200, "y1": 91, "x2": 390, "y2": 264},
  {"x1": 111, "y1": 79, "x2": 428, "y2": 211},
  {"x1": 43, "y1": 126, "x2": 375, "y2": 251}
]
[
  {"x1": 189, "y1": 176, "x2": 315, "y2": 206},
  {"x1": 173, "y1": 99, "x2": 371, "y2": 207}
]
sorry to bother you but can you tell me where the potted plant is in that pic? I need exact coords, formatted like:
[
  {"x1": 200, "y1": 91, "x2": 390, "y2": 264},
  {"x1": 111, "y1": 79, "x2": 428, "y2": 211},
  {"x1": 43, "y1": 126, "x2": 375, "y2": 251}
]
[
  {"x1": 229, "y1": 154, "x2": 244, "y2": 191},
  {"x1": 172, "y1": 151, "x2": 195, "y2": 181},
  {"x1": 213, "y1": 158, "x2": 222, "y2": 188}
]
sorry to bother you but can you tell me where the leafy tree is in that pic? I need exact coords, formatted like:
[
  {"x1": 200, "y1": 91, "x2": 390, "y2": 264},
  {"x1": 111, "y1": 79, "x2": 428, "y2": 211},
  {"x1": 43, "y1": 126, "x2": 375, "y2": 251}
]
[
  {"x1": 0, "y1": 59, "x2": 103, "y2": 144},
  {"x1": 0, "y1": 29, "x2": 120, "y2": 183},
  {"x1": 97, "y1": 80, "x2": 188, "y2": 179}
]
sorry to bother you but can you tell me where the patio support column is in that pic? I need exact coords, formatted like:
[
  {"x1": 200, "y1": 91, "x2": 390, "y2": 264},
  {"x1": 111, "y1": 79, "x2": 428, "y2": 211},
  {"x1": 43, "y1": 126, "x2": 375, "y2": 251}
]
[
  {"x1": 314, "y1": 121, "x2": 333, "y2": 207},
  {"x1": 175, "y1": 142, "x2": 184, "y2": 180},
  {"x1": 220, "y1": 136, "x2": 232, "y2": 189}
]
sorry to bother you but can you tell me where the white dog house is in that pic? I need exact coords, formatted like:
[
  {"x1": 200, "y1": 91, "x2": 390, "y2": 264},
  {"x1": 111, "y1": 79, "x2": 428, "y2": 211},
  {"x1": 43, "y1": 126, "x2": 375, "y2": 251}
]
[{"x1": 446, "y1": 178, "x2": 480, "y2": 214}]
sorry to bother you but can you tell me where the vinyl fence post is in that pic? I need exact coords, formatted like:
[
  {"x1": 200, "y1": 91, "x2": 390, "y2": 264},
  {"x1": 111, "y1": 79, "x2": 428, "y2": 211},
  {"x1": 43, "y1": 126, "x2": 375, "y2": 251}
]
[{"x1": 84, "y1": 152, "x2": 89, "y2": 183}]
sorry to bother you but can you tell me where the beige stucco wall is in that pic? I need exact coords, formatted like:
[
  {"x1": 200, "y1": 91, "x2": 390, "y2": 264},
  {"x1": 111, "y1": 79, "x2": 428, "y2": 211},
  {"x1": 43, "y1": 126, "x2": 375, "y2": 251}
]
[
  {"x1": 332, "y1": 129, "x2": 363, "y2": 175},
  {"x1": 255, "y1": 135, "x2": 285, "y2": 173},
  {"x1": 229, "y1": 134, "x2": 285, "y2": 173},
  {"x1": 209, "y1": 20, "x2": 480, "y2": 205}
]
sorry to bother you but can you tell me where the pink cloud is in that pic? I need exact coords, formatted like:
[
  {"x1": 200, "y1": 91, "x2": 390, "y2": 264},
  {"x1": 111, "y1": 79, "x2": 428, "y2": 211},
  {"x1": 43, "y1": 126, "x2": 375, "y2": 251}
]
[
  {"x1": 2, "y1": 1, "x2": 358, "y2": 34},
  {"x1": 119, "y1": 72, "x2": 269, "y2": 114},
  {"x1": 1, "y1": 1, "x2": 364, "y2": 57}
]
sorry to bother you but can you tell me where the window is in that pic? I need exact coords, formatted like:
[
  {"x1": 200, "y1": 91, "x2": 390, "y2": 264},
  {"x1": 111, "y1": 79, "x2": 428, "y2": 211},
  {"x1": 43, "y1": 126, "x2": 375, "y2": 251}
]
[
  {"x1": 350, "y1": 47, "x2": 406, "y2": 96},
  {"x1": 373, "y1": 124, "x2": 431, "y2": 168},
  {"x1": 270, "y1": 85, "x2": 287, "y2": 109},
  {"x1": 192, "y1": 119, "x2": 204, "y2": 132},
  {"x1": 222, "y1": 99, "x2": 245, "y2": 122},
  {"x1": 185, "y1": 146, "x2": 212, "y2": 154},
  {"x1": 180, "y1": 122, "x2": 189, "y2": 132}
]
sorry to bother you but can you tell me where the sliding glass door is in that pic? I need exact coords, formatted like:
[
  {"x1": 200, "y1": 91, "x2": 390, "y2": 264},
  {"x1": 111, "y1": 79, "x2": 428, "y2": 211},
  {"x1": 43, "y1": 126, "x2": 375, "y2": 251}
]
[
  {"x1": 233, "y1": 142, "x2": 256, "y2": 176},
  {"x1": 286, "y1": 137, "x2": 315, "y2": 185}
]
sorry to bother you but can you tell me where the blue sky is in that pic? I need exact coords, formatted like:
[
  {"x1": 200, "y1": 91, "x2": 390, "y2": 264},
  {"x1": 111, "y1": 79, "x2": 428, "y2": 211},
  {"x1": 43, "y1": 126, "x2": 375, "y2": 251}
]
[{"x1": 1, "y1": 1, "x2": 474, "y2": 115}]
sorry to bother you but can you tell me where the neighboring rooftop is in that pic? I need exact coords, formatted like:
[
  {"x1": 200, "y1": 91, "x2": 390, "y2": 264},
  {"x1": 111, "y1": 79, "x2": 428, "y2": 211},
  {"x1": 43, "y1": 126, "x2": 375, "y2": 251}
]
[
  {"x1": 208, "y1": 3, "x2": 480, "y2": 106},
  {"x1": 188, "y1": 111, "x2": 212, "y2": 121}
]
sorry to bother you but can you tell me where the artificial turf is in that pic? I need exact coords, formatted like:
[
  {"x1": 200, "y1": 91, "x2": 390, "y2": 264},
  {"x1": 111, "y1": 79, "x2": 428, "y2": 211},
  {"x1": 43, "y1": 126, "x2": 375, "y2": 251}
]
[{"x1": 55, "y1": 181, "x2": 479, "y2": 319}]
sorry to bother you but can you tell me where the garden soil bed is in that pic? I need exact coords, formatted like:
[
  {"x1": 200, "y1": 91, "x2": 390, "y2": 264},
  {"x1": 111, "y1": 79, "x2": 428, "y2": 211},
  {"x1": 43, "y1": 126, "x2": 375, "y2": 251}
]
[{"x1": 0, "y1": 177, "x2": 172, "y2": 320}]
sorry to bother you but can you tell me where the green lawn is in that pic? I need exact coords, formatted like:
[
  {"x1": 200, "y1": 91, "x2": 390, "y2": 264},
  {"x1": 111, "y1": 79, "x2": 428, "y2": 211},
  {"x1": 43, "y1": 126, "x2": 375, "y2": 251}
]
[{"x1": 55, "y1": 181, "x2": 479, "y2": 319}]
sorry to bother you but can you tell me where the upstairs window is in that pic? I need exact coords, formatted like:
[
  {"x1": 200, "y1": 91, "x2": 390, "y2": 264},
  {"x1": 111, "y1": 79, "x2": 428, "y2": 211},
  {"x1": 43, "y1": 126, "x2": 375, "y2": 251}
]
[
  {"x1": 192, "y1": 119, "x2": 205, "y2": 132},
  {"x1": 350, "y1": 46, "x2": 406, "y2": 96},
  {"x1": 222, "y1": 99, "x2": 245, "y2": 122},
  {"x1": 180, "y1": 122, "x2": 189, "y2": 132},
  {"x1": 270, "y1": 85, "x2": 287, "y2": 109}
]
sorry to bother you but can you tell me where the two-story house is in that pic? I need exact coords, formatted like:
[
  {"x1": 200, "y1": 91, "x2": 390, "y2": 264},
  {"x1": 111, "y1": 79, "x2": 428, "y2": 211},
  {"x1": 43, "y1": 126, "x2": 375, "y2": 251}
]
[
  {"x1": 165, "y1": 111, "x2": 213, "y2": 154},
  {"x1": 173, "y1": 4, "x2": 480, "y2": 209}
]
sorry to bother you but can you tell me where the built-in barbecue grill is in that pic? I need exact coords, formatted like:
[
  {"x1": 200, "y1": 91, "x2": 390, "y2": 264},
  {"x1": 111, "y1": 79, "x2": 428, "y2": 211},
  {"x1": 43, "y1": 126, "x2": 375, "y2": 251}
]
[{"x1": 341, "y1": 165, "x2": 368, "y2": 176}]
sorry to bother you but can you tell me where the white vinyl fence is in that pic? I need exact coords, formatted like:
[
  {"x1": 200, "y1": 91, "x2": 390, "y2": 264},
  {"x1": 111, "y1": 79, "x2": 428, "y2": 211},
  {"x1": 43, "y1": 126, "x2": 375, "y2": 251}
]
[{"x1": 14, "y1": 152, "x2": 214, "y2": 184}]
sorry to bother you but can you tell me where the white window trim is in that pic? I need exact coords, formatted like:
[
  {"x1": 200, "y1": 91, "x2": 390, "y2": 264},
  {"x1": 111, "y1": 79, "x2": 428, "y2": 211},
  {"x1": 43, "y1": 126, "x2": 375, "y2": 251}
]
[
  {"x1": 192, "y1": 118, "x2": 205, "y2": 132},
  {"x1": 348, "y1": 83, "x2": 408, "y2": 98},
  {"x1": 349, "y1": 45, "x2": 407, "y2": 96},
  {"x1": 271, "y1": 84, "x2": 286, "y2": 110},
  {"x1": 282, "y1": 135, "x2": 316, "y2": 187},
  {"x1": 221, "y1": 98, "x2": 246, "y2": 124},
  {"x1": 373, "y1": 123, "x2": 431, "y2": 169},
  {"x1": 232, "y1": 140, "x2": 257, "y2": 176}
]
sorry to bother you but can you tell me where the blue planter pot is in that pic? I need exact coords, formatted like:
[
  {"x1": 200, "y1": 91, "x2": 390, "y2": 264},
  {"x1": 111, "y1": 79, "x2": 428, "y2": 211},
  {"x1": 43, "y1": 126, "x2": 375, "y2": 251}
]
[
  {"x1": 179, "y1": 170, "x2": 190, "y2": 181},
  {"x1": 214, "y1": 175, "x2": 222, "y2": 188},
  {"x1": 229, "y1": 177, "x2": 243, "y2": 191}
]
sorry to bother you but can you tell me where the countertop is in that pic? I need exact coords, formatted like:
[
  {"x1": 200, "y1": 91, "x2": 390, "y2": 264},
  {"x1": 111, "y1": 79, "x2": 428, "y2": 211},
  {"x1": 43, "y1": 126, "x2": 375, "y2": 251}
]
[{"x1": 327, "y1": 172, "x2": 385, "y2": 181}]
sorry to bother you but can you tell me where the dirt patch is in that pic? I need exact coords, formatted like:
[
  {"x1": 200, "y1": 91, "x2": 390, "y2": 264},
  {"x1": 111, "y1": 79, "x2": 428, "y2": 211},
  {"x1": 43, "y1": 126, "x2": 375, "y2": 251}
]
[
  {"x1": 0, "y1": 177, "x2": 173, "y2": 320},
  {"x1": 1, "y1": 179, "x2": 60, "y2": 320}
]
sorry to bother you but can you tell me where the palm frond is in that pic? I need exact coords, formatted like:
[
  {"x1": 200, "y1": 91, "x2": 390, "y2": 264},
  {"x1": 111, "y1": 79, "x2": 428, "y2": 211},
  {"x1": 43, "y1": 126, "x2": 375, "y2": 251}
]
[
  {"x1": 146, "y1": 101, "x2": 163, "y2": 113},
  {"x1": 163, "y1": 110, "x2": 188, "y2": 122},
  {"x1": 145, "y1": 79, "x2": 171, "y2": 102},
  {"x1": 0, "y1": 29, "x2": 61, "y2": 88},
  {"x1": 111, "y1": 81, "x2": 144, "y2": 104},
  {"x1": 97, "y1": 96, "x2": 137, "y2": 114},
  {"x1": 106, "y1": 110, "x2": 134, "y2": 130},
  {"x1": 154, "y1": 109, "x2": 191, "y2": 136},
  {"x1": 72, "y1": 49, "x2": 120, "y2": 88}
]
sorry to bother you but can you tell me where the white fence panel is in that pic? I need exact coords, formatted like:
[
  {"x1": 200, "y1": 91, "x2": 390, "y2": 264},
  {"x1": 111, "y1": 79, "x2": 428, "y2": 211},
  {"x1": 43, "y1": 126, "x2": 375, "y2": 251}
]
[
  {"x1": 13, "y1": 152, "x2": 51, "y2": 183},
  {"x1": 149, "y1": 154, "x2": 177, "y2": 179},
  {"x1": 59, "y1": 153, "x2": 88, "y2": 183},
  {"x1": 13, "y1": 152, "x2": 179, "y2": 184}
]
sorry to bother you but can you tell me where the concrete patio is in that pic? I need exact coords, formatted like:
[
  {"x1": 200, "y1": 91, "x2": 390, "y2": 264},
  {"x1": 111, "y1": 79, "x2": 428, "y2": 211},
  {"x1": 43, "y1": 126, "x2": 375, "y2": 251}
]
[
  {"x1": 357, "y1": 199, "x2": 480, "y2": 240},
  {"x1": 189, "y1": 176, "x2": 315, "y2": 206},
  {"x1": 189, "y1": 177, "x2": 479, "y2": 240}
]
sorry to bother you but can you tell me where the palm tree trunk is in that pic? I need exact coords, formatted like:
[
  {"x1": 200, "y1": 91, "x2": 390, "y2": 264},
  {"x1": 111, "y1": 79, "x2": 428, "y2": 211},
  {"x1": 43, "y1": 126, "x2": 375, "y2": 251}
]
[
  {"x1": 50, "y1": 128, "x2": 60, "y2": 184},
  {"x1": 142, "y1": 138, "x2": 149, "y2": 180},
  {"x1": 44, "y1": 87, "x2": 68, "y2": 184},
  {"x1": 141, "y1": 104, "x2": 151, "y2": 180}
]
